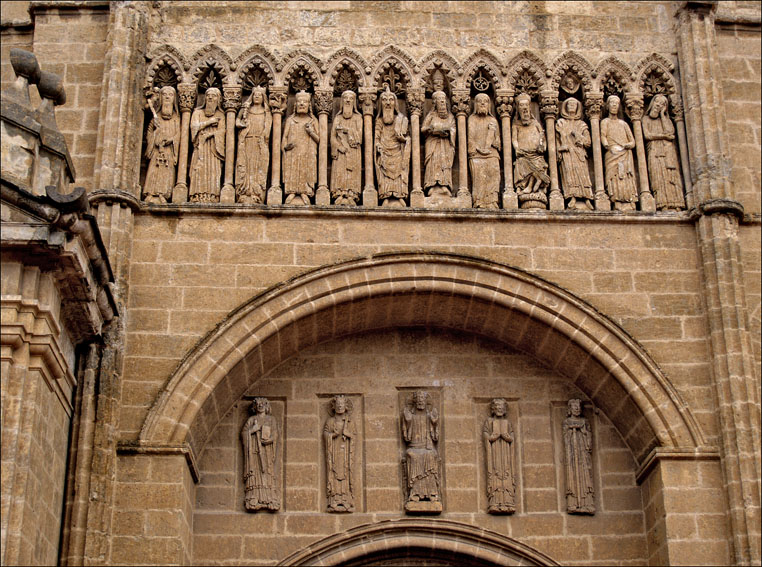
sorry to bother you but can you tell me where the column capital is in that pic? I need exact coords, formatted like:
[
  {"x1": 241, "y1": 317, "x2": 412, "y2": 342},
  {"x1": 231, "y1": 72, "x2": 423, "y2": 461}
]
[
  {"x1": 222, "y1": 85, "x2": 242, "y2": 111},
  {"x1": 584, "y1": 92, "x2": 604, "y2": 119},
  {"x1": 177, "y1": 83, "x2": 197, "y2": 112},
  {"x1": 495, "y1": 90, "x2": 514, "y2": 118},
  {"x1": 268, "y1": 88, "x2": 288, "y2": 115},
  {"x1": 540, "y1": 91, "x2": 558, "y2": 119},
  {"x1": 313, "y1": 89, "x2": 334, "y2": 116},
  {"x1": 406, "y1": 88, "x2": 425, "y2": 116},
  {"x1": 625, "y1": 92, "x2": 645, "y2": 120},
  {"x1": 451, "y1": 89, "x2": 470, "y2": 116},
  {"x1": 358, "y1": 88, "x2": 378, "y2": 116}
]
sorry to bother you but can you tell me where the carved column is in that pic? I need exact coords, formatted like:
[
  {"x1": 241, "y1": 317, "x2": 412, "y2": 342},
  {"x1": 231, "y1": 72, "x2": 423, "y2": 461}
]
[
  {"x1": 358, "y1": 88, "x2": 378, "y2": 207},
  {"x1": 676, "y1": 2, "x2": 760, "y2": 564},
  {"x1": 585, "y1": 93, "x2": 610, "y2": 211},
  {"x1": 625, "y1": 92, "x2": 656, "y2": 211},
  {"x1": 495, "y1": 91, "x2": 517, "y2": 209},
  {"x1": 452, "y1": 89, "x2": 471, "y2": 208},
  {"x1": 670, "y1": 98, "x2": 694, "y2": 209},
  {"x1": 407, "y1": 88, "x2": 425, "y2": 208},
  {"x1": 267, "y1": 87, "x2": 287, "y2": 205},
  {"x1": 173, "y1": 83, "x2": 196, "y2": 204},
  {"x1": 541, "y1": 91, "x2": 563, "y2": 210},
  {"x1": 221, "y1": 85, "x2": 241, "y2": 203},
  {"x1": 314, "y1": 89, "x2": 333, "y2": 206}
]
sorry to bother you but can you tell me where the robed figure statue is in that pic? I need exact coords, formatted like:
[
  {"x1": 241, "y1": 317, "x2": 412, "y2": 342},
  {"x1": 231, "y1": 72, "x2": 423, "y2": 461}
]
[
  {"x1": 143, "y1": 85, "x2": 180, "y2": 204},
  {"x1": 189, "y1": 87, "x2": 226, "y2": 203},
  {"x1": 241, "y1": 397, "x2": 280, "y2": 511},
  {"x1": 484, "y1": 398, "x2": 515, "y2": 514},
  {"x1": 235, "y1": 86, "x2": 272, "y2": 204},
  {"x1": 401, "y1": 390, "x2": 442, "y2": 513},
  {"x1": 642, "y1": 94, "x2": 685, "y2": 211},
  {"x1": 323, "y1": 395, "x2": 356, "y2": 512},
  {"x1": 563, "y1": 398, "x2": 595, "y2": 515}
]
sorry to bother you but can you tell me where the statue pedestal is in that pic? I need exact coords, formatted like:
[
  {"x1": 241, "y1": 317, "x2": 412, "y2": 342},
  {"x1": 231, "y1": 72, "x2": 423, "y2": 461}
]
[
  {"x1": 595, "y1": 194, "x2": 611, "y2": 211},
  {"x1": 267, "y1": 186, "x2": 282, "y2": 205},
  {"x1": 172, "y1": 183, "x2": 188, "y2": 204},
  {"x1": 362, "y1": 187, "x2": 378, "y2": 208},
  {"x1": 549, "y1": 191, "x2": 564, "y2": 211},
  {"x1": 220, "y1": 184, "x2": 235, "y2": 204},
  {"x1": 315, "y1": 185, "x2": 330, "y2": 206},
  {"x1": 409, "y1": 189, "x2": 424, "y2": 208},
  {"x1": 456, "y1": 188, "x2": 472, "y2": 209},
  {"x1": 639, "y1": 192, "x2": 656, "y2": 212},
  {"x1": 405, "y1": 500, "x2": 442, "y2": 515},
  {"x1": 502, "y1": 190, "x2": 518, "y2": 210}
]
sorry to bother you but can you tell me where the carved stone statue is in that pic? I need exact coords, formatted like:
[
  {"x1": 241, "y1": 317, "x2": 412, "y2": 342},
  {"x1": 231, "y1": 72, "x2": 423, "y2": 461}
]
[
  {"x1": 282, "y1": 91, "x2": 319, "y2": 205},
  {"x1": 512, "y1": 93, "x2": 550, "y2": 209},
  {"x1": 189, "y1": 87, "x2": 226, "y2": 203},
  {"x1": 324, "y1": 395, "x2": 356, "y2": 512},
  {"x1": 600, "y1": 95, "x2": 638, "y2": 211},
  {"x1": 421, "y1": 90, "x2": 456, "y2": 198},
  {"x1": 484, "y1": 398, "x2": 515, "y2": 514},
  {"x1": 374, "y1": 86, "x2": 410, "y2": 207},
  {"x1": 241, "y1": 397, "x2": 280, "y2": 511},
  {"x1": 563, "y1": 399, "x2": 595, "y2": 515},
  {"x1": 235, "y1": 86, "x2": 272, "y2": 204},
  {"x1": 556, "y1": 98, "x2": 594, "y2": 210},
  {"x1": 401, "y1": 390, "x2": 442, "y2": 513},
  {"x1": 642, "y1": 94, "x2": 685, "y2": 211},
  {"x1": 143, "y1": 86, "x2": 181, "y2": 204},
  {"x1": 330, "y1": 90, "x2": 363, "y2": 206},
  {"x1": 468, "y1": 93, "x2": 501, "y2": 209}
]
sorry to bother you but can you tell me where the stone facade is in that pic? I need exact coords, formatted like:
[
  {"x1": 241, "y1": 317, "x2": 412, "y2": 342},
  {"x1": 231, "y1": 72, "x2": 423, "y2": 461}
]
[{"x1": 1, "y1": 1, "x2": 760, "y2": 566}]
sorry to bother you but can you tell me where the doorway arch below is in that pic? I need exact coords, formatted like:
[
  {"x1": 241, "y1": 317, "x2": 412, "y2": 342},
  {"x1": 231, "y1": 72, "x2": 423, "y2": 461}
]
[{"x1": 279, "y1": 518, "x2": 560, "y2": 566}]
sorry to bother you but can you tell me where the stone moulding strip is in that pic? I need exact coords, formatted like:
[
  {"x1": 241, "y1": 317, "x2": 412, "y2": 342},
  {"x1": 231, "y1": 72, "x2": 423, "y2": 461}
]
[
  {"x1": 279, "y1": 518, "x2": 561, "y2": 566},
  {"x1": 116, "y1": 441, "x2": 200, "y2": 483},
  {"x1": 688, "y1": 197, "x2": 746, "y2": 222},
  {"x1": 635, "y1": 445, "x2": 722, "y2": 484},
  {"x1": 140, "y1": 252, "x2": 706, "y2": 464}
]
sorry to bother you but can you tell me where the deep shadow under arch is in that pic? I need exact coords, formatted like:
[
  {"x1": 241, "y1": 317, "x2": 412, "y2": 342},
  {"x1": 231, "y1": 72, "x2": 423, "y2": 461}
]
[{"x1": 140, "y1": 252, "x2": 707, "y2": 463}]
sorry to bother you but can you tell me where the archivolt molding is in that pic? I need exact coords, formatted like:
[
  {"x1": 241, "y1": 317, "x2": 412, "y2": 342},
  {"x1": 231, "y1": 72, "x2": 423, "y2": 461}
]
[
  {"x1": 419, "y1": 50, "x2": 460, "y2": 91},
  {"x1": 323, "y1": 48, "x2": 369, "y2": 90},
  {"x1": 281, "y1": 49, "x2": 324, "y2": 90},
  {"x1": 140, "y1": 253, "x2": 707, "y2": 466},
  {"x1": 369, "y1": 45, "x2": 417, "y2": 91},
  {"x1": 593, "y1": 55, "x2": 634, "y2": 95},
  {"x1": 505, "y1": 50, "x2": 548, "y2": 95},
  {"x1": 459, "y1": 48, "x2": 503, "y2": 91},
  {"x1": 144, "y1": 44, "x2": 187, "y2": 89},
  {"x1": 279, "y1": 519, "x2": 561, "y2": 566},
  {"x1": 550, "y1": 51, "x2": 595, "y2": 96},
  {"x1": 633, "y1": 52, "x2": 678, "y2": 97},
  {"x1": 189, "y1": 44, "x2": 233, "y2": 85},
  {"x1": 232, "y1": 45, "x2": 278, "y2": 87}
]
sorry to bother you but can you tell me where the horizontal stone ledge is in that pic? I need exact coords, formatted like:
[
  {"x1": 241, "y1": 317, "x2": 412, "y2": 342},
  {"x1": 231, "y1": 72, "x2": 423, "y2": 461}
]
[
  {"x1": 635, "y1": 445, "x2": 721, "y2": 484},
  {"x1": 139, "y1": 202, "x2": 696, "y2": 224},
  {"x1": 116, "y1": 441, "x2": 200, "y2": 483}
]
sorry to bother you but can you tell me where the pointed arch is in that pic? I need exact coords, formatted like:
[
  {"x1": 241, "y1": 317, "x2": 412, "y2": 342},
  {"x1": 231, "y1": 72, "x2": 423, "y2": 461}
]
[
  {"x1": 594, "y1": 56, "x2": 634, "y2": 97},
  {"x1": 419, "y1": 50, "x2": 460, "y2": 93},
  {"x1": 140, "y1": 253, "x2": 707, "y2": 467},
  {"x1": 281, "y1": 50, "x2": 323, "y2": 92},
  {"x1": 233, "y1": 45, "x2": 278, "y2": 88},
  {"x1": 280, "y1": 519, "x2": 561, "y2": 566},
  {"x1": 505, "y1": 50, "x2": 548, "y2": 96},
  {"x1": 189, "y1": 44, "x2": 233, "y2": 86},
  {"x1": 633, "y1": 53, "x2": 678, "y2": 98},
  {"x1": 369, "y1": 45, "x2": 417, "y2": 93},
  {"x1": 460, "y1": 48, "x2": 503, "y2": 91},
  {"x1": 550, "y1": 51, "x2": 594, "y2": 96},
  {"x1": 145, "y1": 44, "x2": 187, "y2": 90},
  {"x1": 323, "y1": 48, "x2": 368, "y2": 90}
]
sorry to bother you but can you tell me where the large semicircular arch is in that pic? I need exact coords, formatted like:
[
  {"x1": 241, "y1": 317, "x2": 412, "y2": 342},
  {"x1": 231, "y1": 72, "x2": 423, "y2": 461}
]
[{"x1": 139, "y1": 252, "x2": 706, "y2": 462}]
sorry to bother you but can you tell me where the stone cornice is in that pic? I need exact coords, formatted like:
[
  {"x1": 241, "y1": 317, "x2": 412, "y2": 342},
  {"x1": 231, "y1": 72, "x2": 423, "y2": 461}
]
[
  {"x1": 116, "y1": 441, "x2": 200, "y2": 483},
  {"x1": 635, "y1": 445, "x2": 721, "y2": 484}
]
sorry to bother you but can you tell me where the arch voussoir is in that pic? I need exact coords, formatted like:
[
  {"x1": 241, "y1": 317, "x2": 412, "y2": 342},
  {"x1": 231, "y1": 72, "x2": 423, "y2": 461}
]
[{"x1": 140, "y1": 253, "x2": 704, "y2": 463}]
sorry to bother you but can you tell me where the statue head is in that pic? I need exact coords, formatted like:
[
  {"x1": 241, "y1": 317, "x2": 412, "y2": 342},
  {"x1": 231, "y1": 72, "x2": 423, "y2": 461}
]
[
  {"x1": 295, "y1": 91, "x2": 311, "y2": 114},
  {"x1": 159, "y1": 85, "x2": 177, "y2": 118},
  {"x1": 204, "y1": 87, "x2": 220, "y2": 113},
  {"x1": 560, "y1": 97, "x2": 582, "y2": 120},
  {"x1": 516, "y1": 92, "x2": 532, "y2": 125},
  {"x1": 413, "y1": 390, "x2": 429, "y2": 410},
  {"x1": 567, "y1": 398, "x2": 582, "y2": 417},
  {"x1": 341, "y1": 90, "x2": 357, "y2": 119},
  {"x1": 432, "y1": 90, "x2": 448, "y2": 117},
  {"x1": 647, "y1": 94, "x2": 668, "y2": 118},
  {"x1": 606, "y1": 95, "x2": 620, "y2": 117},
  {"x1": 491, "y1": 398, "x2": 507, "y2": 417},
  {"x1": 378, "y1": 85, "x2": 397, "y2": 124},
  {"x1": 251, "y1": 85, "x2": 266, "y2": 105},
  {"x1": 474, "y1": 92, "x2": 491, "y2": 116},
  {"x1": 431, "y1": 69, "x2": 445, "y2": 92},
  {"x1": 331, "y1": 394, "x2": 351, "y2": 415},
  {"x1": 252, "y1": 397, "x2": 271, "y2": 415}
]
